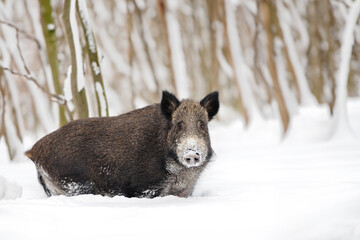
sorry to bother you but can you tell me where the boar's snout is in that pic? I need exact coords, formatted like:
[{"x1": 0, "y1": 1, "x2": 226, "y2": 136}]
[{"x1": 178, "y1": 137, "x2": 207, "y2": 168}]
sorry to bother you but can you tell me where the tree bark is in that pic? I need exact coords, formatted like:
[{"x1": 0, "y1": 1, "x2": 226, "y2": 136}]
[
  {"x1": 220, "y1": 0, "x2": 249, "y2": 126},
  {"x1": 306, "y1": 0, "x2": 325, "y2": 104},
  {"x1": 132, "y1": 0, "x2": 160, "y2": 98},
  {"x1": 157, "y1": 0, "x2": 177, "y2": 95},
  {"x1": 76, "y1": 0, "x2": 109, "y2": 117},
  {"x1": 206, "y1": 0, "x2": 220, "y2": 93},
  {"x1": 274, "y1": 4, "x2": 301, "y2": 104},
  {"x1": 260, "y1": 0, "x2": 290, "y2": 134},
  {"x1": 63, "y1": 0, "x2": 89, "y2": 119},
  {"x1": 39, "y1": 0, "x2": 67, "y2": 126},
  {"x1": 126, "y1": 0, "x2": 136, "y2": 109}
]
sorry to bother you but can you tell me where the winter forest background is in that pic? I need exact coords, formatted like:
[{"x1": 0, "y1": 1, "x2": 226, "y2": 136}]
[
  {"x1": 1, "y1": 0, "x2": 359, "y2": 160},
  {"x1": 1, "y1": 1, "x2": 360, "y2": 239}
]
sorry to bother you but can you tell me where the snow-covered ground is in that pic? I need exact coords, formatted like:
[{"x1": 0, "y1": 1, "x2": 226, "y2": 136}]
[{"x1": 1, "y1": 99, "x2": 360, "y2": 240}]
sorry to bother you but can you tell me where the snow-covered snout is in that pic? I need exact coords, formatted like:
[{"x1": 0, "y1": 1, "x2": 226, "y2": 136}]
[
  {"x1": 178, "y1": 137, "x2": 208, "y2": 168},
  {"x1": 161, "y1": 91, "x2": 219, "y2": 169}
]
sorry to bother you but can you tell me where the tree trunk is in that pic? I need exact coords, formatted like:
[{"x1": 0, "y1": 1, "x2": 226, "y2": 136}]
[
  {"x1": 220, "y1": 0, "x2": 249, "y2": 126},
  {"x1": 77, "y1": 0, "x2": 109, "y2": 117},
  {"x1": 157, "y1": 0, "x2": 177, "y2": 95},
  {"x1": 206, "y1": 0, "x2": 220, "y2": 93},
  {"x1": 39, "y1": 0, "x2": 67, "y2": 126},
  {"x1": 260, "y1": 0, "x2": 290, "y2": 134},
  {"x1": 133, "y1": 0, "x2": 160, "y2": 99},
  {"x1": 63, "y1": 0, "x2": 89, "y2": 119},
  {"x1": 126, "y1": 0, "x2": 136, "y2": 109},
  {"x1": 274, "y1": 3, "x2": 301, "y2": 104}
]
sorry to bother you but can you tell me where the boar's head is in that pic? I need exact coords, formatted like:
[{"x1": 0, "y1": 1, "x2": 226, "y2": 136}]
[{"x1": 161, "y1": 91, "x2": 219, "y2": 168}]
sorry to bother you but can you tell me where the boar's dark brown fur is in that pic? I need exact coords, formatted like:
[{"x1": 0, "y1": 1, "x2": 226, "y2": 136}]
[{"x1": 26, "y1": 91, "x2": 219, "y2": 198}]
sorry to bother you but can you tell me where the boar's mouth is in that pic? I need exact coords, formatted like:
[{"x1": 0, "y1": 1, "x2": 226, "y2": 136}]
[{"x1": 176, "y1": 137, "x2": 208, "y2": 168}]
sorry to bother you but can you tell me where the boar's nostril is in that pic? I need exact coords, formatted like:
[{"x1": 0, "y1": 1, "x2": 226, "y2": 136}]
[
  {"x1": 183, "y1": 153, "x2": 201, "y2": 165},
  {"x1": 182, "y1": 148, "x2": 203, "y2": 166}
]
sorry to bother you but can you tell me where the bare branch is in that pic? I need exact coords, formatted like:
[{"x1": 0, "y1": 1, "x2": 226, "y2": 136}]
[
  {"x1": 332, "y1": 0, "x2": 351, "y2": 8},
  {"x1": 0, "y1": 65, "x2": 74, "y2": 121},
  {"x1": 15, "y1": 30, "x2": 31, "y2": 75},
  {"x1": 0, "y1": 77, "x2": 6, "y2": 138},
  {"x1": 0, "y1": 20, "x2": 41, "y2": 49}
]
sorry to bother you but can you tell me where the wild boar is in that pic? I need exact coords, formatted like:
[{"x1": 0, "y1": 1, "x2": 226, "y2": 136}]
[{"x1": 26, "y1": 91, "x2": 219, "y2": 198}]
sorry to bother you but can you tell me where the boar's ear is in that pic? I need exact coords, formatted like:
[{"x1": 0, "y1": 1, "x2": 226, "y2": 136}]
[
  {"x1": 161, "y1": 91, "x2": 180, "y2": 120},
  {"x1": 200, "y1": 91, "x2": 219, "y2": 121}
]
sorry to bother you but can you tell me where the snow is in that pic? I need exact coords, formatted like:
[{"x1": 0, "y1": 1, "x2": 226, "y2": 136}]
[
  {"x1": 63, "y1": 65, "x2": 73, "y2": 101},
  {"x1": 91, "y1": 61, "x2": 100, "y2": 75},
  {"x1": 46, "y1": 23, "x2": 55, "y2": 31},
  {"x1": 0, "y1": 176, "x2": 22, "y2": 200},
  {"x1": 1, "y1": 99, "x2": 360, "y2": 239},
  {"x1": 78, "y1": 0, "x2": 96, "y2": 54}
]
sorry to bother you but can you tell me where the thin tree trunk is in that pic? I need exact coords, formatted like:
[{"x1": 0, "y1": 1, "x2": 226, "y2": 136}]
[
  {"x1": 324, "y1": 1, "x2": 337, "y2": 115},
  {"x1": 278, "y1": 1, "x2": 315, "y2": 106},
  {"x1": 63, "y1": 0, "x2": 89, "y2": 119},
  {"x1": 39, "y1": 0, "x2": 67, "y2": 126},
  {"x1": 274, "y1": 6, "x2": 301, "y2": 104},
  {"x1": 126, "y1": 0, "x2": 136, "y2": 110},
  {"x1": 157, "y1": 0, "x2": 177, "y2": 95},
  {"x1": 221, "y1": 0, "x2": 249, "y2": 126},
  {"x1": 76, "y1": 0, "x2": 109, "y2": 117},
  {"x1": 132, "y1": 0, "x2": 160, "y2": 96},
  {"x1": 0, "y1": 75, "x2": 5, "y2": 139},
  {"x1": 253, "y1": 7, "x2": 272, "y2": 106},
  {"x1": 260, "y1": 0, "x2": 290, "y2": 134},
  {"x1": 206, "y1": 0, "x2": 220, "y2": 93},
  {"x1": 306, "y1": 1, "x2": 324, "y2": 104},
  {"x1": 0, "y1": 72, "x2": 23, "y2": 161}
]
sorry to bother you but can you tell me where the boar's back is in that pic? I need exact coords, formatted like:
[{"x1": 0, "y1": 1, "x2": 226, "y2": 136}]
[{"x1": 27, "y1": 104, "x2": 171, "y2": 197}]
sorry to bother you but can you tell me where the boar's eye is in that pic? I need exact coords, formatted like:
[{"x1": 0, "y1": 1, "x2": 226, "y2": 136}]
[
  {"x1": 176, "y1": 121, "x2": 184, "y2": 133},
  {"x1": 198, "y1": 120, "x2": 205, "y2": 131}
]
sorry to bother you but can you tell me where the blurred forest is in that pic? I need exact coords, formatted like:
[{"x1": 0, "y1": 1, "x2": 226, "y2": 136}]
[{"x1": 0, "y1": 0, "x2": 360, "y2": 161}]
